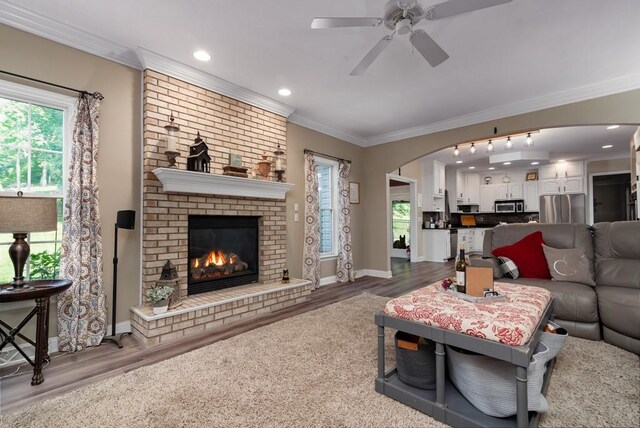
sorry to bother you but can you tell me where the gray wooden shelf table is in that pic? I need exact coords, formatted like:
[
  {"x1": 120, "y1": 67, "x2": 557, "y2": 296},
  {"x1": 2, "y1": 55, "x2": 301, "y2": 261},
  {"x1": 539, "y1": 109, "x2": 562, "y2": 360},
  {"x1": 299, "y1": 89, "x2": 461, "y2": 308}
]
[{"x1": 375, "y1": 299, "x2": 555, "y2": 428}]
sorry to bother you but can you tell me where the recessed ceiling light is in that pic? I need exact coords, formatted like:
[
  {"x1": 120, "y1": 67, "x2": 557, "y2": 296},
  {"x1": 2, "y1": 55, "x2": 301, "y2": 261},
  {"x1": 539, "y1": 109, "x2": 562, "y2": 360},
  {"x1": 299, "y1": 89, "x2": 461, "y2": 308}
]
[
  {"x1": 602, "y1": 144, "x2": 613, "y2": 149},
  {"x1": 469, "y1": 166, "x2": 475, "y2": 169},
  {"x1": 488, "y1": 167, "x2": 495, "y2": 170},
  {"x1": 606, "y1": 125, "x2": 620, "y2": 130},
  {"x1": 278, "y1": 88, "x2": 292, "y2": 97},
  {"x1": 193, "y1": 50, "x2": 211, "y2": 61},
  {"x1": 503, "y1": 162, "x2": 511, "y2": 165},
  {"x1": 531, "y1": 161, "x2": 540, "y2": 165},
  {"x1": 455, "y1": 160, "x2": 463, "y2": 164}
]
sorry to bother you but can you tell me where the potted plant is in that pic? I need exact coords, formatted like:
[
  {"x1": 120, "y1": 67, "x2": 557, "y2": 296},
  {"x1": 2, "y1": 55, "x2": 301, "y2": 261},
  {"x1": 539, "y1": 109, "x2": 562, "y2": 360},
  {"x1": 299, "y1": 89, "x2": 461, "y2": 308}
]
[{"x1": 147, "y1": 284, "x2": 175, "y2": 315}]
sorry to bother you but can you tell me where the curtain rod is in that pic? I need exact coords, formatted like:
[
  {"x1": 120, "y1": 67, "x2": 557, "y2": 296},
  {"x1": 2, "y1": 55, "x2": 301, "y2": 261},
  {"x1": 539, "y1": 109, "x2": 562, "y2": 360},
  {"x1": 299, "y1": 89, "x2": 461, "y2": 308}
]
[
  {"x1": 0, "y1": 69, "x2": 104, "y2": 100},
  {"x1": 304, "y1": 149, "x2": 351, "y2": 164}
]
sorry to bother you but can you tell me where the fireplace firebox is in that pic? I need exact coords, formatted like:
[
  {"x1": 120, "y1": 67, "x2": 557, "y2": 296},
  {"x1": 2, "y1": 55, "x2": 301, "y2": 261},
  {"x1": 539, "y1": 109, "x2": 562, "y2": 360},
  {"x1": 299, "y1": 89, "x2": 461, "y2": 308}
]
[{"x1": 188, "y1": 215, "x2": 259, "y2": 295}]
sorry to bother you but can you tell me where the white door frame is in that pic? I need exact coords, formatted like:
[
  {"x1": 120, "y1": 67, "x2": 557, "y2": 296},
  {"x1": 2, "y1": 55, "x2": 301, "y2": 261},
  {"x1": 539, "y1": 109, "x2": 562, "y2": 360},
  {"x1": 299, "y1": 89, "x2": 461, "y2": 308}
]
[
  {"x1": 588, "y1": 169, "x2": 630, "y2": 224},
  {"x1": 387, "y1": 173, "x2": 419, "y2": 263}
]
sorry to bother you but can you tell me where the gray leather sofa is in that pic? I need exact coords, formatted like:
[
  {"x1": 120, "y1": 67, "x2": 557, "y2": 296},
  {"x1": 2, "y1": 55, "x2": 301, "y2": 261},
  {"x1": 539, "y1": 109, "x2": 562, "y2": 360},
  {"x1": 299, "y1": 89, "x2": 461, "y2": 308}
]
[{"x1": 479, "y1": 221, "x2": 640, "y2": 355}]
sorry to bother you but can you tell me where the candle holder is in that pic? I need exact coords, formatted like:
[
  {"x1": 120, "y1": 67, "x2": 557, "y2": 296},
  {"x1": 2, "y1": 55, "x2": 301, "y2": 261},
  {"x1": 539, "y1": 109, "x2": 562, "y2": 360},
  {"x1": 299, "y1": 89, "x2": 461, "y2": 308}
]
[
  {"x1": 165, "y1": 150, "x2": 180, "y2": 168},
  {"x1": 272, "y1": 144, "x2": 285, "y2": 182},
  {"x1": 164, "y1": 112, "x2": 180, "y2": 168}
]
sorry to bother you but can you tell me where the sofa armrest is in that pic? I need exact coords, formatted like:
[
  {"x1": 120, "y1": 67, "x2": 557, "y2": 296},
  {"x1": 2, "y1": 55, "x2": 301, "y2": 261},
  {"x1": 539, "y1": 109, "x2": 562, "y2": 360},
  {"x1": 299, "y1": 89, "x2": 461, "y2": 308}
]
[
  {"x1": 469, "y1": 257, "x2": 502, "y2": 279},
  {"x1": 482, "y1": 228, "x2": 494, "y2": 259}
]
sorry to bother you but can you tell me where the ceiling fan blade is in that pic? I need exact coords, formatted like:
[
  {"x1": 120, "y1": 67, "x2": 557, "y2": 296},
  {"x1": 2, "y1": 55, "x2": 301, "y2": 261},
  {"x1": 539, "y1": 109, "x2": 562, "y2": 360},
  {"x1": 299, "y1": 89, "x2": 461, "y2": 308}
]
[
  {"x1": 311, "y1": 17, "x2": 383, "y2": 29},
  {"x1": 426, "y1": 0, "x2": 512, "y2": 20},
  {"x1": 410, "y1": 29, "x2": 449, "y2": 67},
  {"x1": 350, "y1": 35, "x2": 393, "y2": 76}
]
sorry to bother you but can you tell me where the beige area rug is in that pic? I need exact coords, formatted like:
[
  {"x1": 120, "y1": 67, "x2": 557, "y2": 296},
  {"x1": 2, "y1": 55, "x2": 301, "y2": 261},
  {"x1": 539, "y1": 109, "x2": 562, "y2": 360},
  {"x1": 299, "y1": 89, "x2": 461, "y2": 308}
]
[{"x1": 1, "y1": 294, "x2": 638, "y2": 428}]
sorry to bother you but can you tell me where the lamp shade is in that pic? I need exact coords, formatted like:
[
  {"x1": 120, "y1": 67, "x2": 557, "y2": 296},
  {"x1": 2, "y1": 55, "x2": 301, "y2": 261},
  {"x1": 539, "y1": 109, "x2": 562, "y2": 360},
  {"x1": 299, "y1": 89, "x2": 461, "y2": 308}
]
[{"x1": 0, "y1": 196, "x2": 57, "y2": 233}]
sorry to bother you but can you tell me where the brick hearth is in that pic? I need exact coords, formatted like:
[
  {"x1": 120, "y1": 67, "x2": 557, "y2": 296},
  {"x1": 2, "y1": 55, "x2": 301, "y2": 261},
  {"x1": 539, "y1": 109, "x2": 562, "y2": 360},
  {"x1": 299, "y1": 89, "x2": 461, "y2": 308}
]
[{"x1": 130, "y1": 279, "x2": 312, "y2": 346}]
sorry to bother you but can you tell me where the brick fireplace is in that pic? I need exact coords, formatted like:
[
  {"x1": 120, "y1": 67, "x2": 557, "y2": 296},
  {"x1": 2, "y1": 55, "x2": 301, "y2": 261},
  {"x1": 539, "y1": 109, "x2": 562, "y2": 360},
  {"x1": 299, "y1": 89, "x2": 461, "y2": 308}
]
[{"x1": 131, "y1": 70, "x2": 312, "y2": 346}]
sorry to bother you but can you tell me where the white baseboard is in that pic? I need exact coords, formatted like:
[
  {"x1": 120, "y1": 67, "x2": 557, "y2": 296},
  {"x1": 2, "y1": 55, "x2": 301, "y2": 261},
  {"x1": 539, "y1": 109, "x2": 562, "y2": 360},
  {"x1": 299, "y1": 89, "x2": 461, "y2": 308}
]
[
  {"x1": 416, "y1": 256, "x2": 426, "y2": 262},
  {"x1": 0, "y1": 320, "x2": 131, "y2": 368},
  {"x1": 319, "y1": 268, "x2": 389, "y2": 286},
  {"x1": 358, "y1": 269, "x2": 393, "y2": 279}
]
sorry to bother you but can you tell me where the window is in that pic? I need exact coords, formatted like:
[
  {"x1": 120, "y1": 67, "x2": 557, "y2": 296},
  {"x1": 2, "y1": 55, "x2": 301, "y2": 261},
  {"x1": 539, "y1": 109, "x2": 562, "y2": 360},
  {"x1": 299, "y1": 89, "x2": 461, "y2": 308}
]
[
  {"x1": 317, "y1": 158, "x2": 338, "y2": 258},
  {"x1": 0, "y1": 81, "x2": 74, "y2": 283}
]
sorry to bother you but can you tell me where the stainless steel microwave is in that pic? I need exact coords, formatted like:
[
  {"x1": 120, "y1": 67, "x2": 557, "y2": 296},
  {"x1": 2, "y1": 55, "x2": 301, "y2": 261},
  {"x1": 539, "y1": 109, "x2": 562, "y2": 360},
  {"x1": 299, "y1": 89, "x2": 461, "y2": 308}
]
[{"x1": 495, "y1": 200, "x2": 525, "y2": 213}]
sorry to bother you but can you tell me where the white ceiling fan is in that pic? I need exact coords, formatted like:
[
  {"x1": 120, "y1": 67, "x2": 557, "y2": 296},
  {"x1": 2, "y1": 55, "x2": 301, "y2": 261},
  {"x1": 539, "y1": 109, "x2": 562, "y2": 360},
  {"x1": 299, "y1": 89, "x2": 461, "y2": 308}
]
[{"x1": 311, "y1": 0, "x2": 513, "y2": 75}]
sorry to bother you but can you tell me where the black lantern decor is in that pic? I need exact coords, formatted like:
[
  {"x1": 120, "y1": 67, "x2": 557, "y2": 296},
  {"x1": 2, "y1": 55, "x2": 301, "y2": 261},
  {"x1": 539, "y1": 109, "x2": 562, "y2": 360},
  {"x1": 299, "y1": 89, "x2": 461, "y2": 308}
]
[
  {"x1": 187, "y1": 131, "x2": 211, "y2": 173},
  {"x1": 157, "y1": 260, "x2": 181, "y2": 309}
]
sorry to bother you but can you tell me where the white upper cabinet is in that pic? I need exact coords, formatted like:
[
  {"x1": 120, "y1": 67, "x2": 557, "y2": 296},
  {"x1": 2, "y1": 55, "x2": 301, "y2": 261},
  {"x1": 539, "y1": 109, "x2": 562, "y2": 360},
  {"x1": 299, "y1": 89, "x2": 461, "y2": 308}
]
[
  {"x1": 540, "y1": 161, "x2": 584, "y2": 179},
  {"x1": 464, "y1": 173, "x2": 481, "y2": 205},
  {"x1": 539, "y1": 161, "x2": 585, "y2": 195},
  {"x1": 509, "y1": 183, "x2": 523, "y2": 199},
  {"x1": 480, "y1": 185, "x2": 496, "y2": 212},
  {"x1": 456, "y1": 170, "x2": 464, "y2": 201},
  {"x1": 523, "y1": 181, "x2": 539, "y2": 211},
  {"x1": 422, "y1": 159, "x2": 445, "y2": 212}
]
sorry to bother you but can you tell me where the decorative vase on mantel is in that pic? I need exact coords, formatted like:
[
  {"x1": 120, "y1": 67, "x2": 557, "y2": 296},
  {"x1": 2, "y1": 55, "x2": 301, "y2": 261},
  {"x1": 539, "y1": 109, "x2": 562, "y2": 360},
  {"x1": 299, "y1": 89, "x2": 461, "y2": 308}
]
[{"x1": 256, "y1": 154, "x2": 271, "y2": 180}]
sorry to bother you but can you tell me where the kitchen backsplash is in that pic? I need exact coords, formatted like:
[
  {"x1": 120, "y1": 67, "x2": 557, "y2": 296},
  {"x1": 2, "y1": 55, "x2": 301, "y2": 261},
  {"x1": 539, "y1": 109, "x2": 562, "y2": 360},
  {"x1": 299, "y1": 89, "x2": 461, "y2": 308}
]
[{"x1": 450, "y1": 212, "x2": 539, "y2": 227}]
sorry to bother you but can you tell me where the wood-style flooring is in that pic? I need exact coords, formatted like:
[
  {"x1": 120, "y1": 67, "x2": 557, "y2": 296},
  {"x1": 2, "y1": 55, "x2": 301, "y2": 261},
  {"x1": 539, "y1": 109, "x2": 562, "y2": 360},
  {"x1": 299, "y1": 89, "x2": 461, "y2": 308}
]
[{"x1": 0, "y1": 259, "x2": 454, "y2": 415}]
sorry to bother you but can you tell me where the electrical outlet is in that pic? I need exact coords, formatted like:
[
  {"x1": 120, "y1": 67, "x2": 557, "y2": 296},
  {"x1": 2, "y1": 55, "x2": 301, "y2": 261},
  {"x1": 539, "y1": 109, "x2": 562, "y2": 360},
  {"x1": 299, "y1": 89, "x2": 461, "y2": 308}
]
[
  {"x1": 294, "y1": 213, "x2": 299, "y2": 222},
  {"x1": 294, "y1": 203, "x2": 299, "y2": 212}
]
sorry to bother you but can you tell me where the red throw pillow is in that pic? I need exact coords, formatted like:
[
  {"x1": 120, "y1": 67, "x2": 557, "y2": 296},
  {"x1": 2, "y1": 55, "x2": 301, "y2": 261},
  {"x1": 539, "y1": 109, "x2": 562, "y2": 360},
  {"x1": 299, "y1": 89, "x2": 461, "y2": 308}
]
[{"x1": 492, "y1": 231, "x2": 551, "y2": 279}]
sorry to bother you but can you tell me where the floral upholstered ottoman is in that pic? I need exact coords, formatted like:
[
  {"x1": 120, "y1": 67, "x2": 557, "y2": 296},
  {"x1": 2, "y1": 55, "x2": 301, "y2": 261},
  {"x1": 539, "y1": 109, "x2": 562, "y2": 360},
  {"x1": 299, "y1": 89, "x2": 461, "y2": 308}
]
[{"x1": 384, "y1": 282, "x2": 552, "y2": 346}]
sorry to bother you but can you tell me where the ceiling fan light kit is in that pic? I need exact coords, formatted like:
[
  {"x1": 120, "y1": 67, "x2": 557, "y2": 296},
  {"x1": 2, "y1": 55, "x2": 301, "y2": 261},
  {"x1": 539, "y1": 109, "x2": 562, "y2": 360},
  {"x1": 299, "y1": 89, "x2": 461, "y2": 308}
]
[{"x1": 311, "y1": 0, "x2": 513, "y2": 75}]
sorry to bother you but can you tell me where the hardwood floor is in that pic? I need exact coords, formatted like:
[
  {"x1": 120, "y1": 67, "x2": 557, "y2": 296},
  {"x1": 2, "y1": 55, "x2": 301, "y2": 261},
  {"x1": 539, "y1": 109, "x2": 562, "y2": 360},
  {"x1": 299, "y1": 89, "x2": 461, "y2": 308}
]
[{"x1": 0, "y1": 258, "x2": 454, "y2": 415}]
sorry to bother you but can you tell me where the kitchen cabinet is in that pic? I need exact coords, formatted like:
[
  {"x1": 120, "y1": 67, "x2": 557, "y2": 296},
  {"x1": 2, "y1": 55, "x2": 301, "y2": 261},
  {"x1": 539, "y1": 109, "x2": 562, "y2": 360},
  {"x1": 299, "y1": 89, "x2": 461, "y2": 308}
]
[
  {"x1": 462, "y1": 173, "x2": 481, "y2": 205},
  {"x1": 472, "y1": 228, "x2": 488, "y2": 253},
  {"x1": 456, "y1": 170, "x2": 464, "y2": 201},
  {"x1": 539, "y1": 161, "x2": 585, "y2": 195},
  {"x1": 479, "y1": 185, "x2": 495, "y2": 212},
  {"x1": 540, "y1": 177, "x2": 584, "y2": 195},
  {"x1": 423, "y1": 229, "x2": 451, "y2": 262},
  {"x1": 434, "y1": 161, "x2": 446, "y2": 196},
  {"x1": 422, "y1": 160, "x2": 446, "y2": 212},
  {"x1": 457, "y1": 229, "x2": 473, "y2": 253},
  {"x1": 457, "y1": 228, "x2": 487, "y2": 254},
  {"x1": 540, "y1": 161, "x2": 584, "y2": 180},
  {"x1": 523, "y1": 181, "x2": 539, "y2": 211}
]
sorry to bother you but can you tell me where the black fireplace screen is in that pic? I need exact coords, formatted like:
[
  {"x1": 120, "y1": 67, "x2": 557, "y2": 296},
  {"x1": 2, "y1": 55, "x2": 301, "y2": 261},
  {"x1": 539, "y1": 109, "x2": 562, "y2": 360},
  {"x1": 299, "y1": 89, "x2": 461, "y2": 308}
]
[{"x1": 188, "y1": 215, "x2": 259, "y2": 295}]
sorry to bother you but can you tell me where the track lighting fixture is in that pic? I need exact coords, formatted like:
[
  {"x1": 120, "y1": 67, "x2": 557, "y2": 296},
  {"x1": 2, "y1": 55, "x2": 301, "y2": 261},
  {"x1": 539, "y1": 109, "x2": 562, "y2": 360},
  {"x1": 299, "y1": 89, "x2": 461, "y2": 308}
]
[
  {"x1": 505, "y1": 136, "x2": 513, "y2": 150},
  {"x1": 487, "y1": 139, "x2": 494, "y2": 152},
  {"x1": 525, "y1": 133, "x2": 534, "y2": 147},
  {"x1": 453, "y1": 145, "x2": 459, "y2": 157},
  {"x1": 470, "y1": 143, "x2": 476, "y2": 155}
]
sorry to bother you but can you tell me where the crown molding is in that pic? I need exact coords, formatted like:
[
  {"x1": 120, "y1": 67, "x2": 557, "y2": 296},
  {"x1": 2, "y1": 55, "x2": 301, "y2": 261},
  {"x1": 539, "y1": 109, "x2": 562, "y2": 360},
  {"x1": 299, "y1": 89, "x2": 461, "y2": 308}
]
[
  {"x1": 137, "y1": 48, "x2": 294, "y2": 118},
  {"x1": 0, "y1": 0, "x2": 142, "y2": 69},
  {"x1": 365, "y1": 73, "x2": 640, "y2": 146},
  {"x1": 288, "y1": 112, "x2": 366, "y2": 146}
]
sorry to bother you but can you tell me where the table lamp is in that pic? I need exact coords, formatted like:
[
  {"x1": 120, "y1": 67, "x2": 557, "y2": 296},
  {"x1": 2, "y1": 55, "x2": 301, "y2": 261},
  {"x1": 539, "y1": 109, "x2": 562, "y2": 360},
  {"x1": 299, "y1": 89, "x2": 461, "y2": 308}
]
[{"x1": 0, "y1": 192, "x2": 58, "y2": 288}]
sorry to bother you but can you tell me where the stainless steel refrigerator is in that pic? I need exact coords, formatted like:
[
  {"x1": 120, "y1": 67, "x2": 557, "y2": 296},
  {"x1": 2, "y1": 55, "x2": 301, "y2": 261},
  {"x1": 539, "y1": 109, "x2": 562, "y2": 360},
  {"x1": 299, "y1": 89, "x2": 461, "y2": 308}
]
[{"x1": 539, "y1": 193, "x2": 586, "y2": 224}]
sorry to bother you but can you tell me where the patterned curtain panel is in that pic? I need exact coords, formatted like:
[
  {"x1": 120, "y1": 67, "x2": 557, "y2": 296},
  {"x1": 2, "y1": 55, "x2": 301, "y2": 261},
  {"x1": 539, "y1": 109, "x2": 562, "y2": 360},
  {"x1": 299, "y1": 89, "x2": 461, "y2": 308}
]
[
  {"x1": 57, "y1": 93, "x2": 107, "y2": 352},
  {"x1": 336, "y1": 160, "x2": 355, "y2": 282},
  {"x1": 302, "y1": 153, "x2": 320, "y2": 289}
]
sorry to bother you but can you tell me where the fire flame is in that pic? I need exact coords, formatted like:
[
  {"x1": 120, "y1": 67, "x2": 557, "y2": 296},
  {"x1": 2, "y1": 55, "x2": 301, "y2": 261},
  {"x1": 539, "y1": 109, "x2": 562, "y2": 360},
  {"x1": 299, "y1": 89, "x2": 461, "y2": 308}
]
[{"x1": 204, "y1": 250, "x2": 227, "y2": 267}]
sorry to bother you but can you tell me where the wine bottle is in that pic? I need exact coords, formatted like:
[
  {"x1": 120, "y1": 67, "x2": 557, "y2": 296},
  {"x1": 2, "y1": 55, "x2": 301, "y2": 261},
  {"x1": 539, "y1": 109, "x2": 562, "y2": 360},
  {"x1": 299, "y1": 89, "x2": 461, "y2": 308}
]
[{"x1": 456, "y1": 244, "x2": 467, "y2": 294}]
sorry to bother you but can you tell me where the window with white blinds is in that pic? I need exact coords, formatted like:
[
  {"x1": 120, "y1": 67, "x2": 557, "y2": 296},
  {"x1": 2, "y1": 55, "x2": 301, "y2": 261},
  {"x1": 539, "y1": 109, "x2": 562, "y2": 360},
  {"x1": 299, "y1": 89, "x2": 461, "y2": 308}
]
[{"x1": 316, "y1": 159, "x2": 338, "y2": 257}]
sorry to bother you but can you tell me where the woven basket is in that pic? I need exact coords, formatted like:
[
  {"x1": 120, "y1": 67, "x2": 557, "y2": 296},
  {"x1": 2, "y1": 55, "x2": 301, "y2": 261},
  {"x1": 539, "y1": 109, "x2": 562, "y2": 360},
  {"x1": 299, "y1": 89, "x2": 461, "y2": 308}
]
[
  {"x1": 395, "y1": 331, "x2": 436, "y2": 390},
  {"x1": 541, "y1": 320, "x2": 568, "y2": 359},
  {"x1": 446, "y1": 342, "x2": 550, "y2": 417}
]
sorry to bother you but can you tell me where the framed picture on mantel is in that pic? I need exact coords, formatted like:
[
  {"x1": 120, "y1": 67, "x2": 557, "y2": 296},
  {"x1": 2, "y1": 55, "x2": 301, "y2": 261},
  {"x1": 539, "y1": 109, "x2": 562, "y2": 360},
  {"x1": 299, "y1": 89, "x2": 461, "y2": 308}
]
[{"x1": 349, "y1": 182, "x2": 360, "y2": 204}]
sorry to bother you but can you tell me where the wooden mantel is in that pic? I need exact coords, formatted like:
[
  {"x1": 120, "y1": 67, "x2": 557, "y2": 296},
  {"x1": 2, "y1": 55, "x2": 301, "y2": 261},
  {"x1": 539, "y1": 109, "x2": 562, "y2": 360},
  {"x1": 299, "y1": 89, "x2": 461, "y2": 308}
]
[{"x1": 152, "y1": 167, "x2": 294, "y2": 200}]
